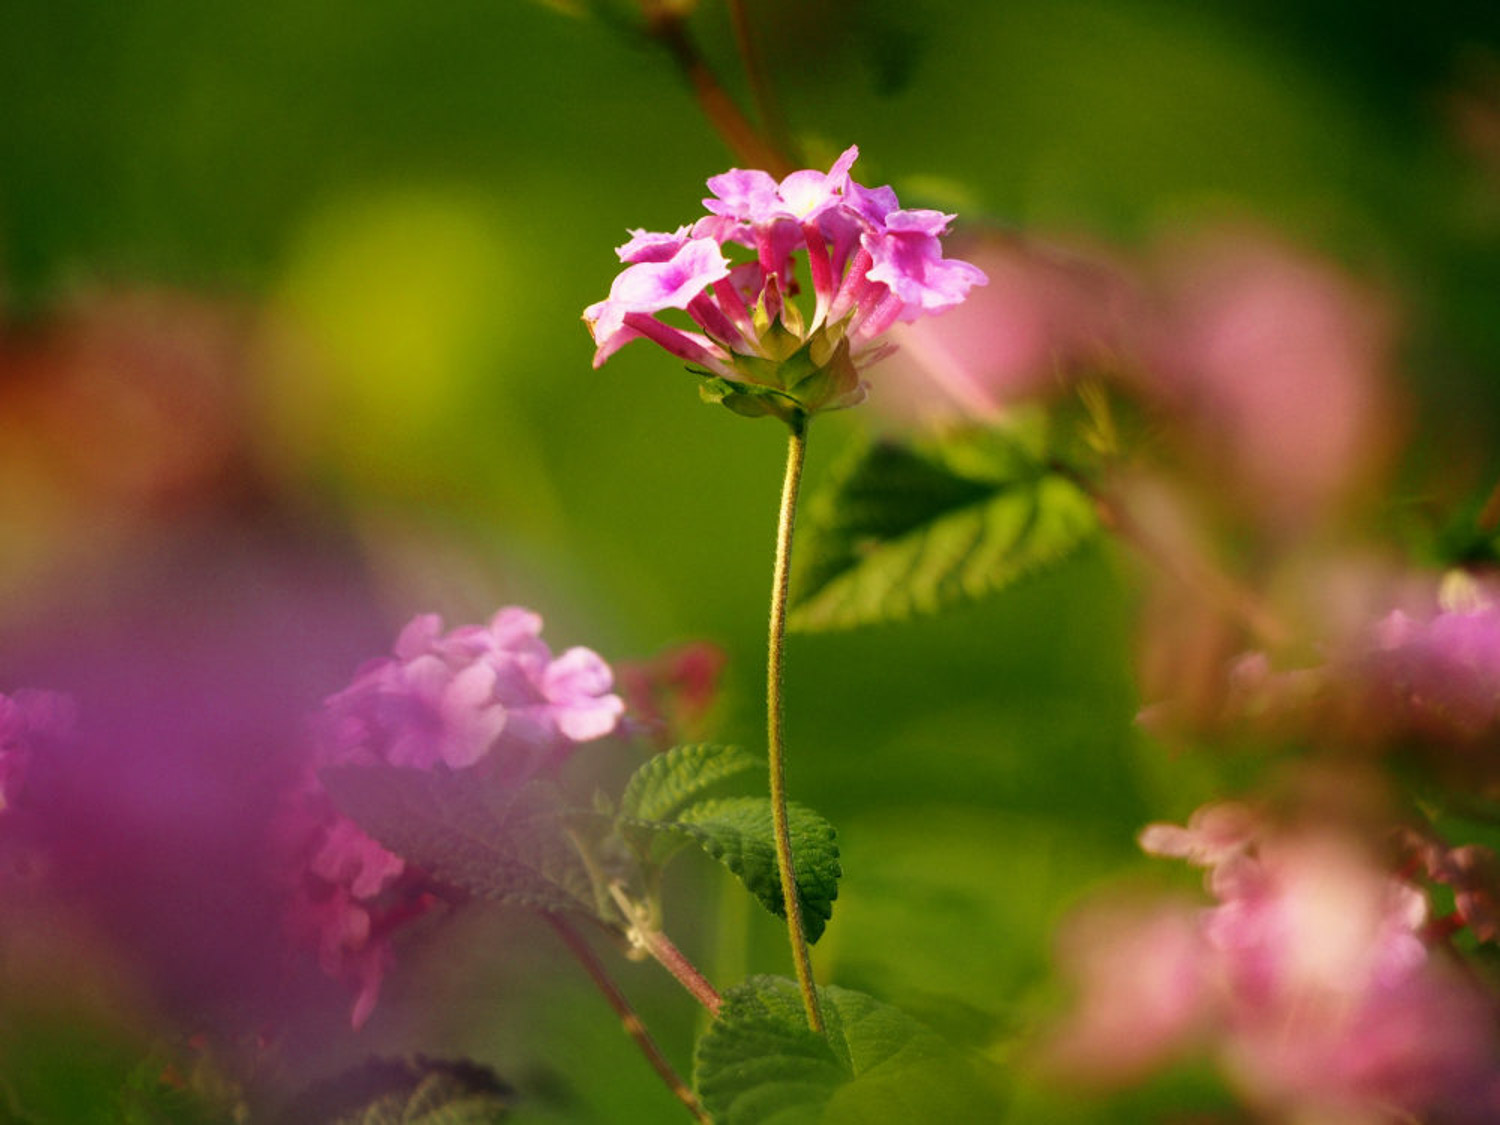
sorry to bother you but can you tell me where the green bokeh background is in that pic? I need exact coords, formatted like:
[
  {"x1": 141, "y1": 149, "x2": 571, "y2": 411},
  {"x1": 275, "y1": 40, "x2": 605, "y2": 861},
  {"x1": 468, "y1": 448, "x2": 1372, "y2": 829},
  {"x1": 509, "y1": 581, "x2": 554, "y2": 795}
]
[{"x1": 3, "y1": 1, "x2": 1498, "y2": 1120}]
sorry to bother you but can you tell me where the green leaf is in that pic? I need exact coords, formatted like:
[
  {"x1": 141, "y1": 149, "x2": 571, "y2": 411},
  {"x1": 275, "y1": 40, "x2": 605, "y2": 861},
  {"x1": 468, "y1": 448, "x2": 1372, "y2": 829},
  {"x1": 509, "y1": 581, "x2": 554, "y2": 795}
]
[
  {"x1": 320, "y1": 766, "x2": 598, "y2": 919},
  {"x1": 284, "y1": 1057, "x2": 512, "y2": 1125},
  {"x1": 788, "y1": 424, "x2": 1098, "y2": 632},
  {"x1": 694, "y1": 977, "x2": 1004, "y2": 1125},
  {"x1": 639, "y1": 797, "x2": 840, "y2": 943},
  {"x1": 620, "y1": 744, "x2": 763, "y2": 823}
]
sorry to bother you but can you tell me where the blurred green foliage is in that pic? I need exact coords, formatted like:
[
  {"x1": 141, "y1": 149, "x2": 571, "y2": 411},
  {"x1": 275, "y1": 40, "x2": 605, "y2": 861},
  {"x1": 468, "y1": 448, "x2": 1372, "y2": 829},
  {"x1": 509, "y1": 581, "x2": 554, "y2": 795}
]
[{"x1": 2, "y1": 0, "x2": 1498, "y2": 1121}]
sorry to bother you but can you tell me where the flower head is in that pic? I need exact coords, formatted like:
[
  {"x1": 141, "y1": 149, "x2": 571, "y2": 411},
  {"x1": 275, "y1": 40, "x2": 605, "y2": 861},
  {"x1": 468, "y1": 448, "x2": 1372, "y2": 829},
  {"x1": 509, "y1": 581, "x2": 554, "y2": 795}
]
[
  {"x1": 584, "y1": 145, "x2": 987, "y2": 424},
  {"x1": 1052, "y1": 804, "x2": 1500, "y2": 1121},
  {"x1": 320, "y1": 607, "x2": 624, "y2": 779},
  {"x1": 283, "y1": 605, "x2": 625, "y2": 1026},
  {"x1": 275, "y1": 770, "x2": 416, "y2": 1029},
  {"x1": 1365, "y1": 594, "x2": 1500, "y2": 740}
]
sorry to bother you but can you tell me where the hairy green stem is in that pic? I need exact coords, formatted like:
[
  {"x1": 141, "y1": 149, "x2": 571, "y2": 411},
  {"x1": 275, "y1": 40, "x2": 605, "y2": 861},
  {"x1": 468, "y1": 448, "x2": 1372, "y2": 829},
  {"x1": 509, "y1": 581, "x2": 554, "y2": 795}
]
[
  {"x1": 547, "y1": 914, "x2": 712, "y2": 1123},
  {"x1": 768, "y1": 417, "x2": 825, "y2": 1033}
]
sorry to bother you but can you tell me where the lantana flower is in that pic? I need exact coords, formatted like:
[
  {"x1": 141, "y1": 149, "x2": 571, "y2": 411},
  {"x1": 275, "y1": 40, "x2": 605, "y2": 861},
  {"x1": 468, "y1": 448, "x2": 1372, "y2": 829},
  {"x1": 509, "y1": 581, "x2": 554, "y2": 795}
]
[
  {"x1": 1364, "y1": 590, "x2": 1500, "y2": 741},
  {"x1": 1051, "y1": 803, "x2": 1500, "y2": 1121},
  {"x1": 584, "y1": 145, "x2": 987, "y2": 424},
  {"x1": 319, "y1": 607, "x2": 625, "y2": 780},
  {"x1": 280, "y1": 607, "x2": 624, "y2": 1026}
]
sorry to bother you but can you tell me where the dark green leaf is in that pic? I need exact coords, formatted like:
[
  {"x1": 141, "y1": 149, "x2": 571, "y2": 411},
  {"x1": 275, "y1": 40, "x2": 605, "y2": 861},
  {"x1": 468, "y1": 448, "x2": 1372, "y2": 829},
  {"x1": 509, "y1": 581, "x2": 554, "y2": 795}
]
[
  {"x1": 620, "y1": 744, "x2": 762, "y2": 823},
  {"x1": 788, "y1": 424, "x2": 1098, "y2": 632},
  {"x1": 320, "y1": 766, "x2": 597, "y2": 919},
  {"x1": 636, "y1": 797, "x2": 839, "y2": 943},
  {"x1": 283, "y1": 1057, "x2": 512, "y2": 1125},
  {"x1": 694, "y1": 977, "x2": 1004, "y2": 1125}
]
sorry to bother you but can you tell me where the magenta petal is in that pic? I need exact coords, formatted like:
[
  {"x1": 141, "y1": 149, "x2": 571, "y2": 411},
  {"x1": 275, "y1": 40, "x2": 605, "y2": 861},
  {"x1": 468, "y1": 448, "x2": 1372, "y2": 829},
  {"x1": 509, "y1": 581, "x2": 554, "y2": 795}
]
[
  {"x1": 610, "y1": 238, "x2": 732, "y2": 313},
  {"x1": 826, "y1": 144, "x2": 860, "y2": 185},
  {"x1": 704, "y1": 168, "x2": 780, "y2": 220},
  {"x1": 488, "y1": 606, "x2": 544, "y2": 646},
  {"x1": 616, "y1": 225, "x2": 693, "y2": 263},
  {"x1": 393, "y1": 614, "x2": 444, "y2": 661},
  {"x1": 554, "y1": 695, "x2": 626, "y2": 742},
  {"x1": 864, "y1": 225, "x2": 988, "y2": 319},
  {"x1": 842, "y1": 180, "x2": 900, "y2": 227},
  {"x1": 884, "y1": 208, "x2": 955, "y2": 238},
  {"x1": 545, "y1": 646, "x2": 614, "y2": 698}
]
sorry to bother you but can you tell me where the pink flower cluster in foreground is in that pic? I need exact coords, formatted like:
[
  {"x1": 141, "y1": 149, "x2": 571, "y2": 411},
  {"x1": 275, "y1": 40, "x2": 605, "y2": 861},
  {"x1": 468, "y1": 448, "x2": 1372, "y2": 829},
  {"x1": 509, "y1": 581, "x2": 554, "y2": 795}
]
[
  {"x1": 320, "y1": 608, "x2": 624, "y2": 778},
  {"x1": 1366, "y1": 594, "x2": 1500, "y2": 742},
  {"x1": 584, "y1": 145, "x2": 986, "y2": 420},
  {"x1": 280, "y1": 608, "x2": 624, "y2": 1026},
  {"x1": 1051, "y1": 804, "x2": 1500, "y2": 1122},
  {"x1": 0, "y1": 688, "x2": 75, "y2": 813}
]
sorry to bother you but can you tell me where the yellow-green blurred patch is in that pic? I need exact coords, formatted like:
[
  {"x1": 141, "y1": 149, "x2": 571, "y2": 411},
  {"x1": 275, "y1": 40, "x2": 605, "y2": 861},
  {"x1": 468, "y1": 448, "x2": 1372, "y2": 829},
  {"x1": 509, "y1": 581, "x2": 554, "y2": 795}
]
[{"x1": 258, "y1": 187, "x2": 518, "y2": 501}]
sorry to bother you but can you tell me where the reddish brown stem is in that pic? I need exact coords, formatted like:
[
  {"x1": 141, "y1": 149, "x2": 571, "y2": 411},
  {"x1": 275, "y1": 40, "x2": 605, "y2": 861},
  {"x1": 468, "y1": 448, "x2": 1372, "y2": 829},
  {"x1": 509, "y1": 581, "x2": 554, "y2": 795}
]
[
  {"x1": 547, "y1": 914, "x2": 712, "y2": 1124},
  {"x1": 1090, "y1": 482, "x2": 1291, "y2": 650},
  {"x1": 726, "y1": 0, "x2": 793, "y2": 163},
  {"x1": 642, "y1": 5, "x2": 793, "y2": 176},
  {"x1": 609, "y1": 883, "x2": 723, "y2": 1017},
  {"x1": 1478, "y1": 476, "x2": 1500, "y2": 534}
]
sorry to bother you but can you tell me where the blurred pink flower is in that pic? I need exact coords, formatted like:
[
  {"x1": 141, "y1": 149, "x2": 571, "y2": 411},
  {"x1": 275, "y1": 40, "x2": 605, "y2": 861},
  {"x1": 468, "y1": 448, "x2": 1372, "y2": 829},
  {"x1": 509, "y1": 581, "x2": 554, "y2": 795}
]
[
  {"x1": 871, "y1": 235, "x2": 1137, "y2": 419},
  {"x1": 615, "y1": 640, "x2": 728, "y2": 749},
  {"x1": 274, "y1": 770, "x2": 422, "y2": 1031},
  {"x1": 0, "y1": 688, "x2": 74, "y2": 813},
  {"x1": 1139, "y1": 230, "x2": 1398, "y2": 529},
  {"x1": 1052, "y1": 806, "x2": 1500, "y2": 1121},
  {"x1": 1137, "y1": 801, "x2": 1259, "y2": 867},
  {"x1": 1047, "y1": 896, "x2": 1213, "y2": 1082},
  {"x1": 1397, "y1": 822, "x2": 1500, "y2": 948},
  {"x1": 1364, "y1": 596, "x2": 1500, "y2": 741},
  {"x1": 0, "y1": 289, "x2": 252, "y2": 516},
  {"x1": 282, "y1": 606, "x2": 624, "y2": 1026}
]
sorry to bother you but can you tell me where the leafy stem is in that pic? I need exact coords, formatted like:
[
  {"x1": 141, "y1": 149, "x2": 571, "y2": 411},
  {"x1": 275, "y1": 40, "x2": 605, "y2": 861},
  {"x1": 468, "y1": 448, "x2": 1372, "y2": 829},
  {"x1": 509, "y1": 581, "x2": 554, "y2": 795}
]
[
  {"x1": 768, "y1": 415, "x2": 826, "y2": 1033},
  {"x1": 546, "y1": 914, "x2": 712, "y2": 1123}
]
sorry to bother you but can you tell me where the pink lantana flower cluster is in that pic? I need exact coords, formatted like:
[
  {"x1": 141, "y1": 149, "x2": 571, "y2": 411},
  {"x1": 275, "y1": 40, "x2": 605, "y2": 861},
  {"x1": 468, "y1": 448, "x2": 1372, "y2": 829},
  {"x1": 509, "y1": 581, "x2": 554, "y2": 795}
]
[
  {"x1": 0, "y1": 688, "x2": 75, "y2": 813},
  {"x1": 1053, "y1": 804, "x2": 1500, "y2": 1122},
  {"x1": 280, "y1": 608, "x2": 624, "y2": 1027},
  {"x1": 1365, "y1": 592, "x2": 1500, "y2": 742},
  {"x1": 584, "y1": 145, "x2": 987, "y2": 423},
  {"x1": 320, "y1": 608, "x2": 624, "y2": 780},
  {"x1": 274, "y1": 772, "x2": 415, "y2": 1029}
]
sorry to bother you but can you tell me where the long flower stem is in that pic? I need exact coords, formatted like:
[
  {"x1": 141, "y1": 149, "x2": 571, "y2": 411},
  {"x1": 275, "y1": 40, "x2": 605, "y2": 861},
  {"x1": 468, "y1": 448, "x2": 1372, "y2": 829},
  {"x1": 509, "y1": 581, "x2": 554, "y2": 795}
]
[
  {"x1": 768, "y1": 418, "x2": 825, "y2": 1033},
  {"x1": 547, "y1": 914, "x2": 712, "y2": 1124}
]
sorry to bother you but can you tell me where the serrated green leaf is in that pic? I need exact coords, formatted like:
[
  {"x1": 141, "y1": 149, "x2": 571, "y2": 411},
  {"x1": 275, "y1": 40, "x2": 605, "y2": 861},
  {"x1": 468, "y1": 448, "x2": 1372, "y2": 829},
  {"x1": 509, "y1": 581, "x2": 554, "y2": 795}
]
[
  {"x1": 320, "y1": 766, "x2": 598, "y2": 919},
  {"x1": 788, "y1": 425, "x2": 1098, "y2": 632},
  {"x1": 620, "y1": 744, "x2": 762, "y2": 823},
  {"x1": 639, "y1": 797, "x2": 839, "y2": 943},
  {"x1": 284, "y1": 1056, "x2": 512, "y2": 1125},
  {"x1": 694, "y1": 977, "x2": 1004, "y2": 1125}
]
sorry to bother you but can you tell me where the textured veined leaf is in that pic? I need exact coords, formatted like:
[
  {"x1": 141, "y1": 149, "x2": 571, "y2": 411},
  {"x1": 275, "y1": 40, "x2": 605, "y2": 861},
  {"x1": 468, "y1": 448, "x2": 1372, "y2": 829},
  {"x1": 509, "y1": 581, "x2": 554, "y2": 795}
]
[
  {"x1": 694, "y1": 976, "x2": 1004, "y2": 1124},
  {"x1": 627, "y1": 797, "x2": 840, "y2": 943},
  {"x1": 320, "y1": 766, "x2": 598, "y2": 919},
  {"x1": 284, "y1": 1056, "x2": 512, "y2": 1125},
  {"x1": 620, "y1": 743, "x2": 762, "y2": 823},
  {"x1": 789, "y1": 426, "x2": 1098, "y2": 632}
]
